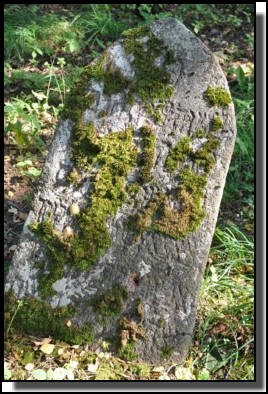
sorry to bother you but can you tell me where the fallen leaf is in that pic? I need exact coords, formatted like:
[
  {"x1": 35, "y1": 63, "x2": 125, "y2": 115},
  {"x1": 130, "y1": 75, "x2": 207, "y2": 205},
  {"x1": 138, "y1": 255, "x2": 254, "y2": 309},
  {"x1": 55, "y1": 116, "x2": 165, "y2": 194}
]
[
  {"x1": 159, "y1": 374, "x2": 170, "y2": 380},
  {"x1": 244, "y1": 223, "x2": 254, "y2": 232},
  {"x1": 8, "y1": 207, "x2": 18, "y2": 215},
  {"x1": 67, "y1": 370, "x2": 74, "y2": 380},
  {"x1": 40, "y1": 343, "x2": 55, "y2": 355},
  {"x1": 150, "y1": 366, "x2": 165, "y2": 379},
  {"x1": 9, "y1": 245, "x2": 17, "y2": 251},
  {"x1": 25, "y1": 363, "x2": 35, "y2": 371},
  {"x1": 175, "y1": 367, "x2": 195, "y2": 380},
  {"x1": 32, "y1": 369, "x2": 47, "y2": 380},
  {"x1": 33, "y1": 337, "x2": 52, "y2": 346},
  {"x1": 151, "y1": 366, "x2": 164, "y2": 373},
  {"x1": 18, "y1": 211, "x2": 28, "y2": 221},
  {"x1": 68, "y1": 360, "x2": 79, "y2": 369},
  {"x1": 52, "y1": 367, "x2": 67, "y2": 380},
  {"x1": 87, "y1": 361, "x2": 99, "y2": 373},
  {"x1": 46, "y1": 369, "x2": 54, "y2": 380},
  {"x1": 7, "y1": 191, "x2": 14, "y2": 197}
]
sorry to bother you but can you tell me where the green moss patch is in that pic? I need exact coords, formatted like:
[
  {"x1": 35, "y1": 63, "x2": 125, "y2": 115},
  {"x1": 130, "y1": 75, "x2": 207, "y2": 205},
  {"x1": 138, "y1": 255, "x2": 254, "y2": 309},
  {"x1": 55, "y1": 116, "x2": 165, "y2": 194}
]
[
  {"x1": 138, "y1": 126, "x2": 156, "y2": 184},
  {"x1": 165, "y1": 131, "x2": 220, "y2": 175},
  {"x1": 30, "y1": 127, "x2": 139, "y2": 296},
  {"x1": 90, "y1": 285, "x2": 128, "y2": 317},
  {"x1": 5, "y1": 291, "x2": 92, "y2": 344},
  {"x1": 130, "y1": 126, "x2": 221, "y2": 240},
  {"x1": 204, "y1": 86, "x2": 232, "y2": 107},
  {"x1": 122, "y1": 26, "x2": 175, "y2": 119},
  {"x1": 165, "y1": 136, "x2": 192, "y2": 172},
  {"x1": 118, "y1": 317, "x2": 146, "y2": 361},
  {"x1": 154, "y1": 168, "x2": 207, "y2": 238},
  {"x1": 211, "y1": 116, "x2": 224, "y2": 131},
  {"x1": 29, "y1": 219, "x2": 70, "y2": 298},
  {"x1": 84, "y1": 55, "x2": 131, "y2": 96}
]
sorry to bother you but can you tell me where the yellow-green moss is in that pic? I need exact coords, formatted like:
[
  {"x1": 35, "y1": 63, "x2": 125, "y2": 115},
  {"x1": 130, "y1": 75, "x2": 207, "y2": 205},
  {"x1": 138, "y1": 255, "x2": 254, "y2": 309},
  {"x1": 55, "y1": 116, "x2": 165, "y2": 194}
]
[
  {"x1": 126, "y1": 182, "x2": 140, "y2": 199},
  {"x1": 4, "y1": 291, "x2": 92, "y2": 344},
  {"x1": 29, "y1": 219, "x2": 70, "y2": 298},
  {"x1": 90, "y1": 285, "x2": 128, "y2": 317},
  {"x1": 211, "y1": 116, "x2": 224, "y2": 131},
  {"x1": 122, "y1": 26, "x2": 175, "y2": 118},
  {"x1": 118, "y1": 340, "x2": 137, "y2": 361},
  {"x1": 204, "y1": 86, "x2": 232, "y2": 107},
  {"x1": 130, "y1": 127, "x2": 221, "y2": 240},
  {"x1": 192, "y1": 135, "x2": 220, "y2": 174},
  {"x1": 66, "y1": 169, "x2": 82, "y2": 186},
  {"x1": 165, "y1": 136, "x2": 192, "y2": 172},
  {"x1": 29, "y1": 128, "x2": 139, "y2": 296},
  {"x1": 161, "y1": 343, "x2": 173, "y2": 359},
  {"x1": 118, "y1": 317, "x2": 146, "y2": 361},
  {"x1": 191, "y1": 129, "x2": 208, "y2": 139},
  {"x1": 129, "y1": 196, "x2": 163, "y2": 239},
  {"x1": 84, "y1": 55, "x2": 131, "y2": 96},
  {"x1": 138, "y1": 126, "x2": 156, "y2": 184},
  {"x1": 145, "y1": 103, "x2": 163, "y2": 124},
  {"x1": 154, "y1": 168, "x2": 207, "y2": 239}
]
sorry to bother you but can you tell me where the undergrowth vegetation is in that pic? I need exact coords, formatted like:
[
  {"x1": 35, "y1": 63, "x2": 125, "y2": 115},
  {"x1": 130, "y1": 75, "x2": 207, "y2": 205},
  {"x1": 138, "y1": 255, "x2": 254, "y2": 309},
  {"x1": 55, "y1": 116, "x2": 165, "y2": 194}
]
[{"x1": 4, "y1": 4, "x2": 254, "y2": 381}]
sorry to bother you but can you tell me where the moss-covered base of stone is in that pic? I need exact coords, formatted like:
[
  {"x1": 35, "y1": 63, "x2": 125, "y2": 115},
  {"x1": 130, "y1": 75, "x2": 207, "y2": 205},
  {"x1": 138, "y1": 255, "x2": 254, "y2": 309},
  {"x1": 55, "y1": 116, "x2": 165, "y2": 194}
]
[
  {"x1": 4, "y1": 291, "x2": 92, "y2": 344},
  {"x1": 118, "y1": 317, "x2": 146, "y2": 361},
  {"x1": 118, "y1": 341, "x2": 137, "y2": 361}
]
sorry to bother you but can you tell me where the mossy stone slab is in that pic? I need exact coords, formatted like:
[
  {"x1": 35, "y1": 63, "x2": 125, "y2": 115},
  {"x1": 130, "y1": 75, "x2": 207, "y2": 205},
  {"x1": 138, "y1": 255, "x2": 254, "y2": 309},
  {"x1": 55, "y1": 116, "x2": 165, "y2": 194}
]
[{"x1": 5, "y1": 18, "x2": 236, "y2": 364}]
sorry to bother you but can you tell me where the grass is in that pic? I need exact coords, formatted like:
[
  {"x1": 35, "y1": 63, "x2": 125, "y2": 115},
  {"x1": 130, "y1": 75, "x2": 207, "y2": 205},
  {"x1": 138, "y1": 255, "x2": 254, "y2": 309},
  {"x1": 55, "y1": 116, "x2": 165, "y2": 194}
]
[
  {"x1": 4, "y1": 4, "x2": 254, "y2": 381},
  {"x1": 192, "y1": 225, "x2": 254, "y2": 380}
]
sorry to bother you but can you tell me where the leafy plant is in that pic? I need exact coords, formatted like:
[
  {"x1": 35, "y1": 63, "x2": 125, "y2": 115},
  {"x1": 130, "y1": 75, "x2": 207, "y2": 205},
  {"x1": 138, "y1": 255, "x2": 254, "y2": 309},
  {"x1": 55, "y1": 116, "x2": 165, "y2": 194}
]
[
  {"x1": 226, "y1": 14, "x2": 243, "y2": 27},
  {"x1": 224, "y1": 66, "x2": 254, "y2": 201}
]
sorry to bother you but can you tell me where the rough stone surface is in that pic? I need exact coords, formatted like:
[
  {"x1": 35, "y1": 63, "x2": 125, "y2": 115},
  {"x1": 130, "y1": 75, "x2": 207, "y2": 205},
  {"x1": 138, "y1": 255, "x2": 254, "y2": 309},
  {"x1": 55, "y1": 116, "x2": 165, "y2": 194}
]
[{"x1": 5, "y1": 18, "x2": 236, "y2": 364}]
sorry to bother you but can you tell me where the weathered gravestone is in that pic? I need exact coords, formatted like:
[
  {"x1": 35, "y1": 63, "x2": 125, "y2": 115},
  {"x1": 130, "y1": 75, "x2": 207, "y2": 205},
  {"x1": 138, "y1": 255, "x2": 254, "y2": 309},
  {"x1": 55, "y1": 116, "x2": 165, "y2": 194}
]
[{"x1": 5, "y1": 18, "x2": 236, "y2": 364}]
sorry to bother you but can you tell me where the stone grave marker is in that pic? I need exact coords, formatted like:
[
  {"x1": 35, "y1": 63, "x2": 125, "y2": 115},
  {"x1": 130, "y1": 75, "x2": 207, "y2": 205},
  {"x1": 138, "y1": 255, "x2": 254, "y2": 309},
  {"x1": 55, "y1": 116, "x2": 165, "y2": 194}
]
[{"x1": 5, "y1": 18, "x2": 236, "y2": 364}]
